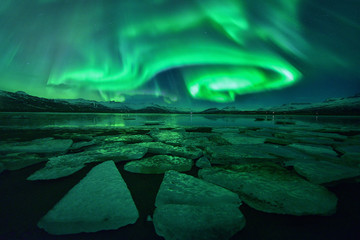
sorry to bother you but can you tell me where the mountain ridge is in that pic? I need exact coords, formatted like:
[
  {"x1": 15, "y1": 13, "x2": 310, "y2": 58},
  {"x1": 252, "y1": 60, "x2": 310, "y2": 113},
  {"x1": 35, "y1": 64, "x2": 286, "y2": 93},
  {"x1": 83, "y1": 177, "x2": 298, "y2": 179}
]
[{"x1": 0, "y1": 90, "x2": 359, "y2": 115}]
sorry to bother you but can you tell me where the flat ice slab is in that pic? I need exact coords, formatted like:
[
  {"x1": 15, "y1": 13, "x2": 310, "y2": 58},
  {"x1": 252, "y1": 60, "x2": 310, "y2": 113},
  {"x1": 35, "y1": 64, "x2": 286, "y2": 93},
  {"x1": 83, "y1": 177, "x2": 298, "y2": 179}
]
[
  {"x1": 285, "y1": 160, "x2": 360, "y2": 184},
  {"x1": 155, "y1": 170, "x2": 241, "y2": 207},
  {"x1": 153, "y1": 171, "x2": 245, "y2": 240},
  {"x1": 124, "y1": 155, "x2": 193, "y2": 174},
  {"x1": 38, "y1": 161, "x2": 139, "y2": 235},
  {"x1": 199, "y1": 163, "x2": 338, "y2": 216},
  {"x1": 0, "y1": 138, "x2": 73, "y2": 154},
  {"x1": 154, "y1": 204, "x2": 245, "y2": 240}
]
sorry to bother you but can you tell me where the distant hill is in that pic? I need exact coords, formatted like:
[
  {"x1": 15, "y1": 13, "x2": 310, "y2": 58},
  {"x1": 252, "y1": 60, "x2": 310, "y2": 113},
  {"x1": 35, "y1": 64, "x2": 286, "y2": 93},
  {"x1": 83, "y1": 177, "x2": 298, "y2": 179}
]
[
  {"x1": 1, "y1": 90, "x2": 359, "y2": 115},
  {"x1": 198, "y1": 94, "x2": 360, "y2": 115},
  {"x1": 0, "y1": 90, "x2": 184, "y2": 113},
  {"x1": 262, "y1": 94, "x2": 360, "y2": 115},
  {"x1": 0, "y1": 90, "x2": 126, "y2": 113}
]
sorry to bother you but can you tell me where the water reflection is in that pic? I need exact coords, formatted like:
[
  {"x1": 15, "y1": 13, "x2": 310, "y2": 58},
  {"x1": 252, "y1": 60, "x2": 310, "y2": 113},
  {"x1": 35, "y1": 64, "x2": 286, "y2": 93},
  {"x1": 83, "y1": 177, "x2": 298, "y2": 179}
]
[{"x1": 0, "y1": 113, "x2": 359, "y2": 129}]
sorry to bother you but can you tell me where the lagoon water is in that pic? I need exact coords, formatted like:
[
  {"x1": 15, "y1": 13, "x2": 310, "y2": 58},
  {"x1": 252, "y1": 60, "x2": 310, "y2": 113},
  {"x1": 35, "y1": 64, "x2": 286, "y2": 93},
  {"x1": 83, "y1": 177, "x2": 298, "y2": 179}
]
[
  {"x1": 1, "y1": 112, "x2": 359, "y2": 129},
  {"x1": 0, "y1": 113, "x2": 359, "y2": 240}
]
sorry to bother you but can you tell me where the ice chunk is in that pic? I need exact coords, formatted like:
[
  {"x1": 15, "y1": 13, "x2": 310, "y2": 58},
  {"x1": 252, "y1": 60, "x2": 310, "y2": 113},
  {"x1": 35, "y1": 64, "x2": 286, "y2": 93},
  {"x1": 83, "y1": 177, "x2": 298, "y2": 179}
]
[
  {"x1": 195, "y1": 156, "x2": 211, "y2": 168},
  {"x1": 27, "y1": 162, "x2": 86, "y2": 180},
  {"x1": 38, "y1": 161, "x2": 139, "y2": 235},
  {"x1": 341, "y1": 153, "x2": 360, "y2": 167},
  {"x1": 199, "y1": 163, "x2": 338, "y2": 216},
  {"x1": 153, "y1": 204, "x2": 245, "y2": 240},
  {"x1": 149, "y1": 130, "x2": 184, "y2": 146},
  {"x1": 155, "y1": 170, "x2": 241, "y2": 207},
  {"x1": 69, "y1": 140, "x2": 97, "y2": 150},
  {"x1": 96, "y1": 134, "x2": 153, "y2": 143},
  {"x1": 124, "y1": 155, "x2": 193, "y2": 174},
  {"x1": 28, "y1": 143, "x2": 147, "y2": 180},
  {"x1": 136, "y1": 142, "x2": 202, "y2": 159},
  {"x1": 53, "y1": 133, "x2": 93, "y2": 142},
  {"x1": 285, "y1": 160, "x2": 360, "y2": 184},
  {"x1": 205, "y1": 144, "x2": 277, "y2": 165},
  {"x1": 89, "y1": 143, "x2": 148, "y2": 161},
  {"x1": 1, "y1": 153, "x2": 46, "y2": 171},
  {"x1": 0, "y1": 138, "x2": 73, "y2": 154},
  {"x1": 289, "y1": 143, "x2": 338, "y2": 157},
  {"x1": 153, "y1": 171, "x2": 245, "y2": 240},
  {"x1": 27, "y1": 152, "x2": 98, "y2": 180},
  {"x1": 335, "y1": 144, "x2": 360, "y2": 155}
]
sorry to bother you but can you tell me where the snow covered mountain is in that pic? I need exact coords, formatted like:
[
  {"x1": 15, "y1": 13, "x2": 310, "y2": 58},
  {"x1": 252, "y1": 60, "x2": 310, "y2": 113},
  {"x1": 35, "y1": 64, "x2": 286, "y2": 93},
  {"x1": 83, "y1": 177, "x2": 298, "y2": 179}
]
[
  {"x1": 0, "y1": 90, "x2": 126, "y2": 113},
  {"x1": 0, "y1": 90, "x2": 184, "y2": 113},
  {"x1": 199, "y1": 95, "x2": 360, "y2": 115},
  {"x1": 1, "y1": 90, "x2": 359, "y2": 115},
  {"x1": 264, "y1": 94, "x2": 360, "y2": 115}
]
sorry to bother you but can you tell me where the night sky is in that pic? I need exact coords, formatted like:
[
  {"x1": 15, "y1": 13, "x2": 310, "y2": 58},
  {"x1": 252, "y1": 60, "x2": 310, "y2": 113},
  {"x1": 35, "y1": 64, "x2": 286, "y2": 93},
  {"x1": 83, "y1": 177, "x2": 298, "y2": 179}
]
[{"x1": 0, "y1": 0, "x2": 359, "y2": 109}]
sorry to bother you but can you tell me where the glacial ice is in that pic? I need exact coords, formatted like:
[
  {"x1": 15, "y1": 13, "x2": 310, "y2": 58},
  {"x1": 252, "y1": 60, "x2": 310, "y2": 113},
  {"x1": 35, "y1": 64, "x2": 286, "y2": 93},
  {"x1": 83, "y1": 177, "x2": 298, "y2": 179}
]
[
  {"x1": 153, "y1": 171, "x2": 245, "y2": 240},
  {"x1": 205, "y1": 144, "x2": 277, "y2": 164},
  {"x1": 28, "y1": 142, "x2": 148, "y2": 180},
  {"x1": 285, "y1": 159, "x2": 360, "y2": 184},
  {"x1": 1, "y1": 153, "x2": 46, "y2": 171},
  {"x1": 136, "y1": 142, "x2": 202, "y2": 159},
  {"x1": 154, "y1": 204, "x2": 245, "y2": 240},
  {"x1": 124, "y1": 155, "x2": 193, "y2": 174},
  {"x1": 289, "y1": 143, "x2": 338, "y2": 157},
  {"x1": 155, "y1": 170, "x2": 241, "y2": 207},
  {"x1": 195, "y1": 156, "x2": 211, "y2": 168},
  {"x1": 37, "y1": 161, "x2": 139, "y2": 235},
  {"x1": 0, "y1": 138, "x2": 73, "y2": 154},
  {"x1": 199, "y1": 163, "x2": 338, "y2": 216}
]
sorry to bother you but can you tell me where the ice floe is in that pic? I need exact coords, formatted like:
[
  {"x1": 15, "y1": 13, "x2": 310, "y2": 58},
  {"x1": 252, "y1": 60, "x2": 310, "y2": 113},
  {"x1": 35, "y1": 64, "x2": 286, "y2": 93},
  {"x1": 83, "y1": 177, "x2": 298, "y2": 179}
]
[
  {"x1": 124, "y1": 155, "x2": 193, "y2": 174},
  {"x1": 0, "y1": 138, "x2": 73, "y2": 154},
  {"x1": 195, "y1": 156, "x2": 211, "y2": 168},
  {"x1": 37, "y1": 161, "x2": 139, "y2": 235},
  {"x1": 199, "y1": 163, "x2": 338, "y2": 216},
  {"x1": 285, "y1": 159, "x2": 360, "y2": 184},
  {"x1": 153, "y1": 171, "x2": 245, "y2": 240}
]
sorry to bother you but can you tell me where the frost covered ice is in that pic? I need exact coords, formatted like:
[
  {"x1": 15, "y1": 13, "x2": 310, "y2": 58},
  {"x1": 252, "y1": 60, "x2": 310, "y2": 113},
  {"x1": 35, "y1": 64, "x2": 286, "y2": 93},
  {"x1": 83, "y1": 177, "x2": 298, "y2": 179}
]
[
  {"x1": 136, "y1": 142, "x2": 202, "y2": 159},
  {"x1": 1, "y1": 153, "x2": 46, "y2": 171},
  {"x1": 37, "y1": 161, "x2": 139, "y2": 235},
  {"x1": 153, "y1": 170, "x2": 245, "y2": 240},
  {"x1": 28, "y1": 143, "x2": 148, "y2": 180},
  {"x1": 199, "y1": 163, "x2": 338, "y2": 216},
  {"x1": 0, "y1": 138, "x2": 73, "y2": 154},
  {"x1": 284, "y1": 160, "x2": 360, "y2": 184},
  {"x1": 124, "y1": 155, "x2": 193, "y2": 174},
  {"x1": 155, "y1": 170, "x2": 241, "y2": 206},
  {"x1": 154, "y1": 204, "x2": 245, "y2": 240},
  {"x1": 195, "y1": 156, "x2": 211, "y2": 168}
]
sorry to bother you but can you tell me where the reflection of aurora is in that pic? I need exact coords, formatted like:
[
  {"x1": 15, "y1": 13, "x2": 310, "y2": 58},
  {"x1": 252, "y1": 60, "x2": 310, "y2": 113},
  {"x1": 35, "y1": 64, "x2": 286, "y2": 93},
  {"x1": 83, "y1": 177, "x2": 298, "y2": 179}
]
[{"x1": 0, "y1": 0, "x2": 304, "y2": 102}]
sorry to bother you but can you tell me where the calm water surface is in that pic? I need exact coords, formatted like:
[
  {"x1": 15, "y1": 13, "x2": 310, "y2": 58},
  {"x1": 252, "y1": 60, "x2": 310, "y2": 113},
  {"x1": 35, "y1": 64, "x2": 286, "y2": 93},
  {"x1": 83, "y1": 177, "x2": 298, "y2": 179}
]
[{"x1": 0, "y1": 112, "x2": 359, "y2": 129}]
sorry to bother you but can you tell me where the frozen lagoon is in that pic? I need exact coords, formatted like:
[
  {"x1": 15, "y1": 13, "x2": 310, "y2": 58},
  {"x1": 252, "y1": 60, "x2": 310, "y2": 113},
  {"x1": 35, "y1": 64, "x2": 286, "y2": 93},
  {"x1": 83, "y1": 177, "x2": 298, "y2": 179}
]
[{"x1": 0, "y1": 113, "x2": 360, "y2": 239}]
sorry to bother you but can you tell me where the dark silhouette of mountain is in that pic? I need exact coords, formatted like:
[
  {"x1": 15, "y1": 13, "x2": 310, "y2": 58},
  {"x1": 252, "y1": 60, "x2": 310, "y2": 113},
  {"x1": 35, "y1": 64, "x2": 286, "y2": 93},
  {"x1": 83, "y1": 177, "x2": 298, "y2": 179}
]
[
  {"x1": 263, "y1": 94, "x2": 360, "y2": 115},
  {"x1": 1, "y1": 90, "x2": 359, "y2": 115},
  {"x1": 198, "y1": 94, "x2": 360, "y2": 115},
  {"x1": 134, "y1": 104, "x2": 183, "y2": 113},
  {"x1": 0, "y1": 90, "x2": 184, "y2": 113},
  {"x1": 0, "y1": 90, "x2": 127, "y2": 113},
  {"x1": 199, "y1": 108, "x2": 222, "y2": 114}
]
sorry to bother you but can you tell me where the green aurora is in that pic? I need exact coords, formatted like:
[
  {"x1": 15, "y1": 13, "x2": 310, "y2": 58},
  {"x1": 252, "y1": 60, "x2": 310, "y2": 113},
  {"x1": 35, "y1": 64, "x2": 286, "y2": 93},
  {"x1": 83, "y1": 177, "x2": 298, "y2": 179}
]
[{"x1": 0, "y1": 0, "x2": 358, "y2": 105}]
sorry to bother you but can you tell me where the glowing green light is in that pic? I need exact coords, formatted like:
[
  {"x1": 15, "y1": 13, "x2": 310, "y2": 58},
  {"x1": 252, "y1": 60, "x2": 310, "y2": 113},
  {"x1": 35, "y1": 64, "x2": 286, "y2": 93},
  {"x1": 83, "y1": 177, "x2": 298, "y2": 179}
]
[
  {"x1": 183, "y1": 60, "x2": 301, "y2": 102},
  {"x1": 0, "y1": 0, "x2": 305, "y2": 102}
]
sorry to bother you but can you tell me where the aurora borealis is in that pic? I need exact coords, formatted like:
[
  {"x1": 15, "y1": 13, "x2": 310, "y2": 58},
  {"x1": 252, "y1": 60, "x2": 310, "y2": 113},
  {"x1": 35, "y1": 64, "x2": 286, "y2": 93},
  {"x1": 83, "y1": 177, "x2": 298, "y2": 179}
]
[{"x1": 0, "y1": 0, "x2": 359, "y2": 108}]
